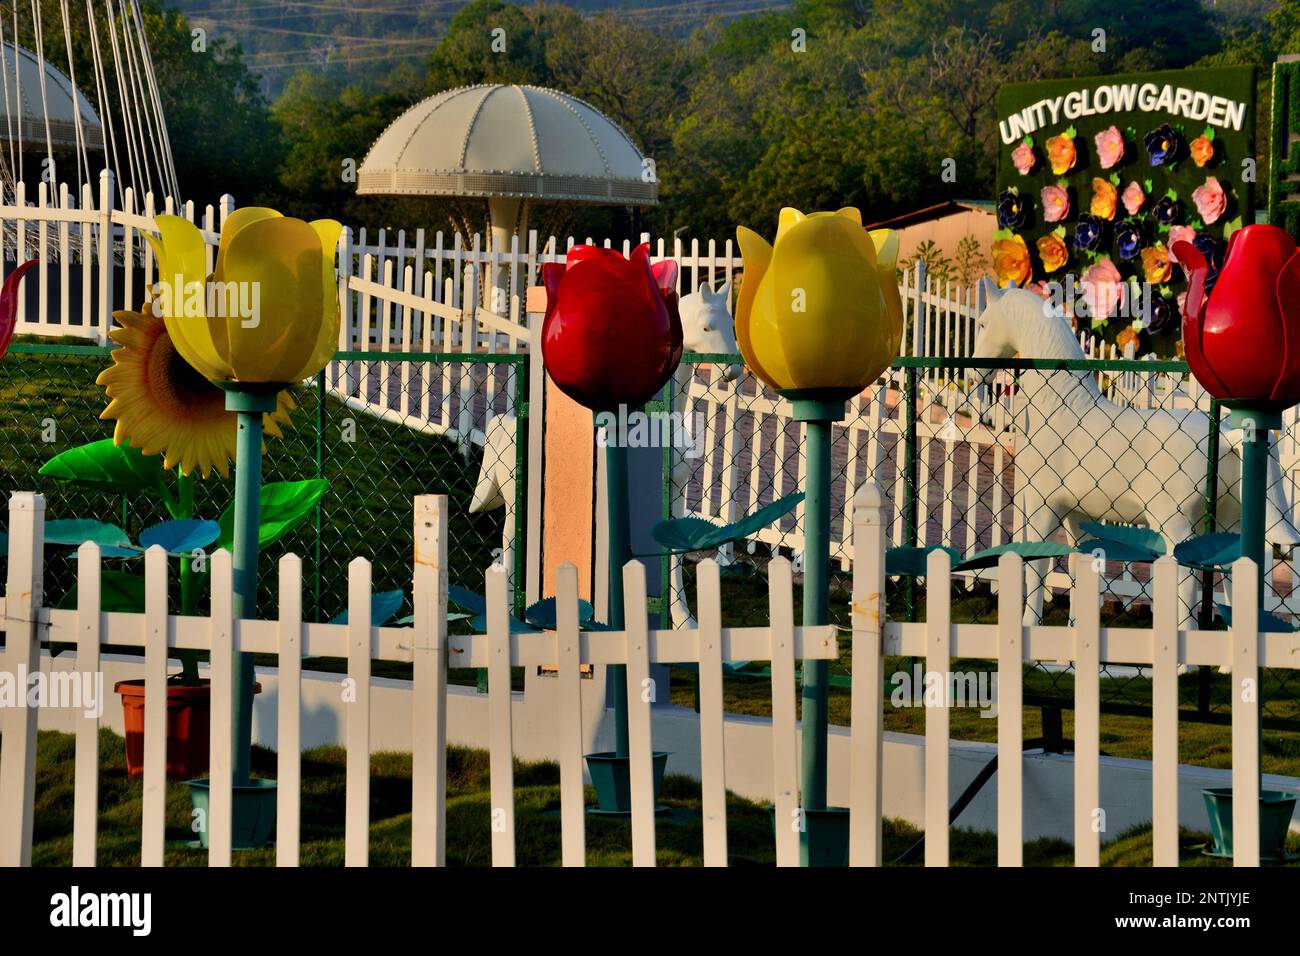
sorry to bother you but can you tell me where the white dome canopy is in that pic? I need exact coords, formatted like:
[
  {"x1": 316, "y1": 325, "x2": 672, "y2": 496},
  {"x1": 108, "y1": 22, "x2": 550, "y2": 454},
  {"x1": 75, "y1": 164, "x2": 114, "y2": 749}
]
[
  {"x1": 0, "y1": 41, "x2": 102, "y2": 151},
  {"x1": 358, "y1": 84, "x2": 656, "y2": 206}
]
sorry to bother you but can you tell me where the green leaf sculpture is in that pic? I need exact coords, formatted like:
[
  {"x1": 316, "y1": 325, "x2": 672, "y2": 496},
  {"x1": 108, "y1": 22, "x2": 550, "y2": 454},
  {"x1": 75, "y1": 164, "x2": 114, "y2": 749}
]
[
  {"x1": 1173, "y1": 533, "x2": 1240, "y2": 570},
  {"x1": 885, "y1": 545, "x2": 963, "y2": 577},
  {"x1": 58, "y1": 569, "x2": 146, "y2": 613},
  {"x1": 651, "y1": 492, "x2": 805, "y2": 553},
  {"x1": 954, "y1": 541, "x2": 1076, "y2": 572},
  {"x1": 1214, "y1": 603, "x2": 1296, "y2": 633},
  {"x1": 38, "y1": 439, "x2": 164, "y2": 494},
  {"x1": 1077, "y1": 521, "x2": 1166, "y2": 563},
  {"x1": 330, "y1": 589, "x2": 406, "y2": 627},
  {"x1": 216, "y1": 478, "x2": 328, "y2": 550},
  {"x1": 44, "y1": 519, "x2": 133, "y2": 549}
]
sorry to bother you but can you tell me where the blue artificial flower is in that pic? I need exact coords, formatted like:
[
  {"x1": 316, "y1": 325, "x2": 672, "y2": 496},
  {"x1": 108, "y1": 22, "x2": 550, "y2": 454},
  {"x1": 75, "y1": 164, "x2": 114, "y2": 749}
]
[
  {"x1": 1144, "y1": 124, "x2": 1182, "y2": 166},
  {"x1": 1152, "y1": 196, "x2": 1180, "y2": 225},
  {"x1": 1073, "y1": 214, "x2": 1104, "y2": 251},
  {"x1": 997, "y1": 189, "x2": 1026, "y2": 229},
  {"x1": 1193, "y1": 233, "x2": 1226, "y2": 291},
  {"x1": 1116, "y1": 220, "x2": 1145, "y2": 260},
  {"x1": 1145, "y1": 292, "x2": 1177, "y2": 334}
]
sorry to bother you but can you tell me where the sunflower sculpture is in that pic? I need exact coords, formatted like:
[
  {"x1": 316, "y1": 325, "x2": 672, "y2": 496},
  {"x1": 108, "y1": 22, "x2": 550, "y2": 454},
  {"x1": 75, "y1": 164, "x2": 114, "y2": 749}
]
[{"x1": 96, "y1": 303, "x2": 296, "y2": 479}]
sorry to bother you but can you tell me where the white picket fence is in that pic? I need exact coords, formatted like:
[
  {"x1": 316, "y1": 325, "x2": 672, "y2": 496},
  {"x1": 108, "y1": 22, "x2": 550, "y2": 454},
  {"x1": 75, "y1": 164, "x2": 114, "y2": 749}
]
[{"x1": 1, "y1": 484, "x2": 1287, "y2": 866}]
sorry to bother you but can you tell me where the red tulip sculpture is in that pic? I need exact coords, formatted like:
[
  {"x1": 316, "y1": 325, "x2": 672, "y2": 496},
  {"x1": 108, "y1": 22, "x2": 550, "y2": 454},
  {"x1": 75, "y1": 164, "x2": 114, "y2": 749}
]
[
  {"x1": 539, "y1": 243, "x2": 682, "y2": 795},
  {"x1": 1176, "y1": 225, "x2": 1300, "y2": 411},
  {"x1": 541, "y1": 243, "x2": 683, "y2": 411},
  {"x1": 1175, "y1": 223, "x2": 1300, "y2": 832},
  {"x1": 0, "y1": 260, "x2": 38, "y2": 359}
]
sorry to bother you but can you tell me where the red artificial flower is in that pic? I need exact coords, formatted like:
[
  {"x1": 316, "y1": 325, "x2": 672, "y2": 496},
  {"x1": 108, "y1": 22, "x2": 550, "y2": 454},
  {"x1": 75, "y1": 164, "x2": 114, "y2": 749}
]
[
  {"x1": 0, "y1": 260, "x2": 37, "y2": 360},
  {"x1": 541, "y1": 243, "x2": 683, "y2": 410},
  {"x1": 1176, "y1": 225, "x2": 1300, "y2": 409}
]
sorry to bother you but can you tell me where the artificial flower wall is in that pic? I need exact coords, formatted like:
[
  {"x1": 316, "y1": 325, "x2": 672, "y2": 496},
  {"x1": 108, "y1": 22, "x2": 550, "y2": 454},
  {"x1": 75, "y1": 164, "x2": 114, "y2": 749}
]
[{"x1": 994, "y1": 66, "x2": 1257, "y2": 357}]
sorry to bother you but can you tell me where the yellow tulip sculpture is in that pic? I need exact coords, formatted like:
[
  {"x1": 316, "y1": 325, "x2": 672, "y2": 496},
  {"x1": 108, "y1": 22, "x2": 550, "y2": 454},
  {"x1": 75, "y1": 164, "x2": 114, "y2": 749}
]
[
  {"x1": 145, "y1": 206, "x2": 343, "y2": 795},
  {"x1": 736, "y1": 206, "x2": 902, "y2": 863},
  {"x1": 735, "y1": 206, "x2": 902, "y2": 397},
  {"x1": 147, "y1": 207, "x2": 342, "y2": 386}
]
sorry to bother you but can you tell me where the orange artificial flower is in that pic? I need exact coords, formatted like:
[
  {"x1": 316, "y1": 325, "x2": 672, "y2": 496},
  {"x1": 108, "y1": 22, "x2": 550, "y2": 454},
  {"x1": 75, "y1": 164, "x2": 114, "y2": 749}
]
[
  {"x1": 1036, "y1": 233, "x2": 1069, "y2": 273},
  {"x1": 1090, "y1": 178, "x2": 1118, "y2": 220},
  {"x1": 1190, "y1": 135, "x2": 1214, "y2": 168},
  {"x1": 993, "y1": 234, "x2": 1031, "y2": 287},
  {"x1": 1141, "y1": 242, "x2": 1172, "y2": 285},
  {"x1": 1116, "y1": 326, "x2": 1140, "y2": 355},
  {"x1": 1046, "y1": 131, "x2": 1077, "y2": 175}
]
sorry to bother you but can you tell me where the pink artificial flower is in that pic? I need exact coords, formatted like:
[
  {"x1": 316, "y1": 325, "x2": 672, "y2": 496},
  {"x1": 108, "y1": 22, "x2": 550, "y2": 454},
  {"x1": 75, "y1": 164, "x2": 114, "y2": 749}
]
[
  {"x1": 1040, "y1": 184, "x2": 1070, "y2": 223},
  {"x1": 1081, "y1": 257, "x2": 1125, "y2": 320},
  {"x1": 1167, "y1": 226, "x2": 1196, "y2": 264},
  {"x1": 1191, "y1": 176, "x2": 1227, "y2": 225},
  {"x1": 1024, "y1": 280, "x2": 1051, "y2": 298},
  {"x1": 1121, "y1": 181, "x2": 1145, "y2": 217},
  {"x1": 1094, "y1": 126, "x2": 1125, "y2": 169},
  {"x1": 1011, "y1": 141, "x2": 1036, "y2": 175}
]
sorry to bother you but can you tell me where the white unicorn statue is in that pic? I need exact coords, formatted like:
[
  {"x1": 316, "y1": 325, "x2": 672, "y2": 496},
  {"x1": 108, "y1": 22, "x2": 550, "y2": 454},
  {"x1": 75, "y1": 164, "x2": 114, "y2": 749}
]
[
  {"x1": 668, "y1": 280, "x2": 740, "y2": 628},
  {"x1": 972, "y1": 278, "x2": 1300, "y2": 627}
]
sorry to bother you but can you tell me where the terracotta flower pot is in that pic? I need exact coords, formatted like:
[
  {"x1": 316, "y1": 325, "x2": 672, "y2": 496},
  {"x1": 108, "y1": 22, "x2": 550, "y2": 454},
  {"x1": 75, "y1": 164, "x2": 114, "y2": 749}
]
[{"x1": 114, "y1": 679, "x2": 261, "y2": 780}]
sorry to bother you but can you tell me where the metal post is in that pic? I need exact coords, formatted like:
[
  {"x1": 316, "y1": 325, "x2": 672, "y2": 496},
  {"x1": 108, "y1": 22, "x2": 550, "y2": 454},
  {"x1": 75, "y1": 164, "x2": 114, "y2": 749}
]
[
  {"x1": 604, "y1": 421, "x2": 632, "y2": 758},
  {"x1": 904, "y1": 365, "x2": 919, "y2": 622},
  {"x1": 800, "y1": 416, "x2": 832, "y2": 813},
  {"x1": 1231, "y1": 407, "x2": 1275, "y2": 606},
  {"x1": 315, "y1": 370, "x2": 325, "y2": 618},
  {"x1": 226, "y1": 389, "x2": 279, "y2": 785},
  {"x1": 1198, "y1": 398, "x2": 1221, "y2": 714},
  {"x1": 788, "y1": 392, "x2": 849, "y2": 865}
]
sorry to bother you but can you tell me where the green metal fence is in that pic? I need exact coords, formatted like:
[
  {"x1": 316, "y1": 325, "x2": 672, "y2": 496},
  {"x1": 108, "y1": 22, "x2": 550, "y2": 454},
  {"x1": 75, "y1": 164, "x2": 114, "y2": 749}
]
[
  {"x1": 0, "y1": 341, "x2": 527, "y2": 627},
  {"x1": 662, "y1": 352, "x2": 1300, "y2": 730}
]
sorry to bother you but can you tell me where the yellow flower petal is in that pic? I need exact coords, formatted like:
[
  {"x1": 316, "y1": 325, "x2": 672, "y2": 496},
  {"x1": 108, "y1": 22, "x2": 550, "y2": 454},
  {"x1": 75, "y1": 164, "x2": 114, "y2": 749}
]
[
  {"x1": 219, "y1": 217, "x2": 326, "y2": 382},
  {"x1": 734, "y1": 225, "x2": 783, "y2": 390}
]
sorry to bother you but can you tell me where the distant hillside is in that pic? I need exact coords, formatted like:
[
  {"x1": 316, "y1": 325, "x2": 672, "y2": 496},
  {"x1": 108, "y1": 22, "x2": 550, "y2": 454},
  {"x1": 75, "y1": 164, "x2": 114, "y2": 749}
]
[{"x1": 169, "y1": 0, "x2": 787, "y2": 98}]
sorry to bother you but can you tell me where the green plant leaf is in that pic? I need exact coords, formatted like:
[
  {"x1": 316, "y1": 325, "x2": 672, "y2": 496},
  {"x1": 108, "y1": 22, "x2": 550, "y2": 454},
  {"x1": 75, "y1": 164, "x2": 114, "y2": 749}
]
[
  {"x1": 58, "y1": 570, "x2": 146, "y2": 613},
  {"x1": 44, "y1": 519, "x2": 134, "y2": 549},
  {"x1": 954, "y1": 541, "x2": 1075, "y2": 572},
  {"x1": 726, "y1": 492, "x2": 804, "y2": 541},
  {"x1": 216, "y1": 479, "x2": 328, "y2": 550},
  {"x1": 38, "y1": 439, "x2": 164, "y2": 494},
  {"x1": 885, "y1": 545, "x2": 963, "y2": 577}
]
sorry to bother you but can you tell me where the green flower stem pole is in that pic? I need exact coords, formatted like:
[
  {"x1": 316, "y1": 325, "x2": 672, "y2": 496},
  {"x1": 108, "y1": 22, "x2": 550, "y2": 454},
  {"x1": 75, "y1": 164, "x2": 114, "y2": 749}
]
[
  {"x1": 175, "y1": 471, "x2": 200, "y2": 683},
  {"x1": 1229, "y1": 404, "x2": 1274, "y2": 843},
  {"x1": 602, "y1": 415, "x2": 632, "y2": 758},
  {"x1": 225, "y1": 386, "x2": 280, "y2": 785},
  {"x1": 788, "y1": 390, "x2": 850, "y2": 864}
]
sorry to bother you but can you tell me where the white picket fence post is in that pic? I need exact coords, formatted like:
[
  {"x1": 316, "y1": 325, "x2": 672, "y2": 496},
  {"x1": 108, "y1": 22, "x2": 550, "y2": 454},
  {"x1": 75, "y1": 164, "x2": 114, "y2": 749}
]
[{"x1": 0, "y1": 492, "x2": 45, "y2": 866}]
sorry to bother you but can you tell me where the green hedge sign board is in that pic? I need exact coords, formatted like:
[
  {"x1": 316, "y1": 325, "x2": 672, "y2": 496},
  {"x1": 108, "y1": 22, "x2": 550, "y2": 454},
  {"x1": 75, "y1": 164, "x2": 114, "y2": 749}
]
[{"x1": 995, "y1": 65, "x2": 1256, "y2": 356}]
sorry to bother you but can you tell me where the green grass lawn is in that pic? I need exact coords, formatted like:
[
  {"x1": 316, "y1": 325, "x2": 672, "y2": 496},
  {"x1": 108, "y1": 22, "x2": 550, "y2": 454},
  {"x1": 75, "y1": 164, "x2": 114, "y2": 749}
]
[
  {"x1": 0, "y1": 342, "x2": 506, "y2": 626},
  {"x1": 24, "y1": 728, "x2": 1300, "y2": 867}
]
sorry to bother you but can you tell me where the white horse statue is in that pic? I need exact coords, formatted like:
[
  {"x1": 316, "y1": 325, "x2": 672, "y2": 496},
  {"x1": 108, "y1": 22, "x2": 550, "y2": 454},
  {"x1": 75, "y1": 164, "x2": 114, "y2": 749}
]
[{"x1": 972, "y1": 278, "x2": 1300, "y2": 627}]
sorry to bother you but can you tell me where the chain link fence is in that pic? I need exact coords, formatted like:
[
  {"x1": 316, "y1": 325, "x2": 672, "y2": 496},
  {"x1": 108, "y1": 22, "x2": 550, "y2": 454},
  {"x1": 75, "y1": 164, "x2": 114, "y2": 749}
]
[
  {"x1": 0, "y1": 341, "x2": 526, "y2": 629},
  {"x1": 664, "y1": 353, "x2": 1300, "y2": 729}
]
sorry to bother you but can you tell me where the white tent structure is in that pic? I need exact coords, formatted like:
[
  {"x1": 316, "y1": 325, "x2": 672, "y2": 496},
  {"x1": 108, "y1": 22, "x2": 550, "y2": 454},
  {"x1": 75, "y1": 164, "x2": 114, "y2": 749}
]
[
  {"x1": 357, "y1": 83, "x2": 656, "y2": 291},
  {"x1": 0, "y1": 0, "x2": 177, "y2": 203}
]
